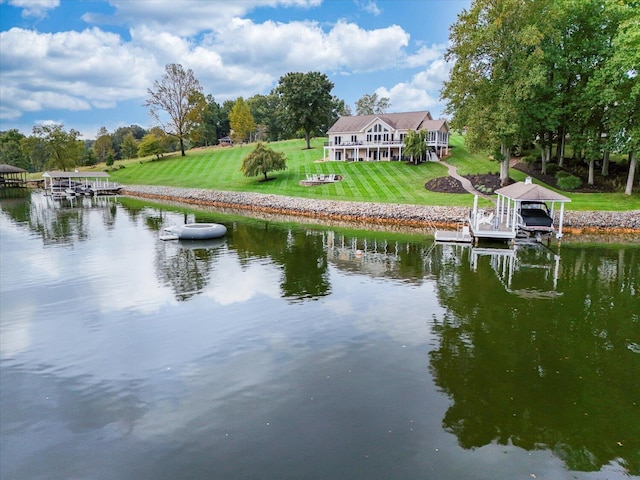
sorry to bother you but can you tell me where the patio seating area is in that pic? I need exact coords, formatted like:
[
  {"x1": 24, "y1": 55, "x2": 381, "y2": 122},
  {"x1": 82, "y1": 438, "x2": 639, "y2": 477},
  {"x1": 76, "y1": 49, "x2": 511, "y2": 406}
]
[{"x1": 300, "y1": 173, "x2": 342, "y2": 186}]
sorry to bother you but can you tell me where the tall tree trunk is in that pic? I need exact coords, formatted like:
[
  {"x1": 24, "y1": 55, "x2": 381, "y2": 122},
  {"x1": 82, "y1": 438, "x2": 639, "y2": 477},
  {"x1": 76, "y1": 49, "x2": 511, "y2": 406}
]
[
  {"x1": 179, "y1": 137, "x2": 185, "y2": 156},
  {"x1": 500, "y1": 142, "x2": 510, "y2": 186},
  {"x1": 305, "y1": 131, "x2": 311, "y2": 149},
  {"x1": 588, "y1": 158, "x2": 595, "y2": 185},
  {"x1": 541, "y1": 134, "x2": 551, "y2": 176},
  {"x1": 601, "y1": 150, "x2": 609, "y2": 176},
  {"x1": 556, "y1": 125, "x2": 566, "y2": 167},
  {"x1": 625, "y1": 150, "x2": 637, "y2": 195}
]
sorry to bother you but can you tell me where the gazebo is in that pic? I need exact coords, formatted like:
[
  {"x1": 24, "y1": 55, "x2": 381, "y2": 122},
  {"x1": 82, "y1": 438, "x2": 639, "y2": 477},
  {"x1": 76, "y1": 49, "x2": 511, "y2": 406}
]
[
  {"x1": 493, "y1": 177, "x2": 571, "y2": 239},
  {"x1": 0, "y1": 164, "x2": 28, "y2": 187}
]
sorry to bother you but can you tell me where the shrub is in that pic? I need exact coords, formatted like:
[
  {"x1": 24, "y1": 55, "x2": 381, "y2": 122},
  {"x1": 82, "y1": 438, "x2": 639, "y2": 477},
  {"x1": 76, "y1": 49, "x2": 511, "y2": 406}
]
[
  {"x1": 556, "y1": 174, "x2": 582, "y2": 191},
  {"x1": 546, "y1": 163, "x2": 560, "y2": 175},
  {"x1": 521, "y1": 155, "x2": 537, "y2": 164},
  {"x1": 555, "y1": 170, "x2": 571, "y2": 179}
]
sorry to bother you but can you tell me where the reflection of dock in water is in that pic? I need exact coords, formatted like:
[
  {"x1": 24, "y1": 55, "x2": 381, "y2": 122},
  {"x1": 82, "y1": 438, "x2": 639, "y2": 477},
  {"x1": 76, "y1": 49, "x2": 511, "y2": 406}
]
[{"x1": 469, "y1": 244, "x2": 562, "y2": 299}]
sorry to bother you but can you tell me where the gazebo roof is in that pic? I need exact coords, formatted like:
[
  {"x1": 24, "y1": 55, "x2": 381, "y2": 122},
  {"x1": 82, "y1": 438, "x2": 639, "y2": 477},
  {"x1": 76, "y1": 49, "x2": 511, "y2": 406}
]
[
  {"x1": 0, "y1": 164, "x2": 27, "y2": 174},
  {"x1": 495, "y1": 180, "x2": 571, "y2": 203}
]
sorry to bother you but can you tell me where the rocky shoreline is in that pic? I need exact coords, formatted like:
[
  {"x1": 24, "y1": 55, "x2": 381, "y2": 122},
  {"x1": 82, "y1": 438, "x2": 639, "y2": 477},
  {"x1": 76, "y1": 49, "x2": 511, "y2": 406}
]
[{"x1": 121, "y1": 185, "x2": 640, "y2": 234}]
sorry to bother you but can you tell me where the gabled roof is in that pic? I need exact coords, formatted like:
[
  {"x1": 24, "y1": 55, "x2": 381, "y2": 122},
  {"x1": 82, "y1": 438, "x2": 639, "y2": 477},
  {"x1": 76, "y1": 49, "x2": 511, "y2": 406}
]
[
  {"x1": 495, "y1": 180, "x2": 571, "y2": 203},
  {"x1": 327, "y1": 111, "x2": 434, "y2": 134},
  {"x1": 422, "y1": 119, "x2": 449, "y2": 132}
]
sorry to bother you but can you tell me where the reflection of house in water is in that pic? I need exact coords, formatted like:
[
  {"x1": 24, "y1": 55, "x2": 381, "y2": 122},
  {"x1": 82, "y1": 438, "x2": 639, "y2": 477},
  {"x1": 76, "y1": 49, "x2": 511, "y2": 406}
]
[
  {"x1": 469, "y1": 244, "x2": 562, "y2": 299},
  {"x1": 323, "y1": 230, "x2": 403, "y2": 276}
]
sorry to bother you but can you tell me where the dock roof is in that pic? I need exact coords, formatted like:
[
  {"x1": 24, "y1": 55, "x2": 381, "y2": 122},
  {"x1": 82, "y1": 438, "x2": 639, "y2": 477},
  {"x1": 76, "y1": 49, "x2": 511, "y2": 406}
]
[
  {"x1": 495, "y1": 180, "x2": 571, "y2": 203},
  {"x1": 43, "y1": 171, "x2": 110, "y2": 179},
  {"x1": 0, "y1": 164, "x2": 27, "y2": 174}
]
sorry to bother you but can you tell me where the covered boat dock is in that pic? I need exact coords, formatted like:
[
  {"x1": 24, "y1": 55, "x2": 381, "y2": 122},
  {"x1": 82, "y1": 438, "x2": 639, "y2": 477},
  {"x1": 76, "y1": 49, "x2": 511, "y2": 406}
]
[
  {"x1": 0, "y1": 164, "x2": 28, "y2": 187},
  {"x1": 468, "y1": 177, "x2": 571, "y2": 243},
  {"x1": 42, "y1": 171, "x2": 122, "y2": 197}
]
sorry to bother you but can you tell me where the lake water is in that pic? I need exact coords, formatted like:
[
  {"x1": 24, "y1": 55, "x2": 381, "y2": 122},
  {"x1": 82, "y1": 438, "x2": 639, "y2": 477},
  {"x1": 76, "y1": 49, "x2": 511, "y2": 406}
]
[{"x1": 1, "y1": 190, "x2": 639, "y2": 480}]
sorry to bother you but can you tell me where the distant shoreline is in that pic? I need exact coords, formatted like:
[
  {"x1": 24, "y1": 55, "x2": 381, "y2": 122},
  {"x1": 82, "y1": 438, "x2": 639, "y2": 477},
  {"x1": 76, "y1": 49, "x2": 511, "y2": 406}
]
[{"x1": 121, "y1": 185, "x2": 640, "y2": 235}]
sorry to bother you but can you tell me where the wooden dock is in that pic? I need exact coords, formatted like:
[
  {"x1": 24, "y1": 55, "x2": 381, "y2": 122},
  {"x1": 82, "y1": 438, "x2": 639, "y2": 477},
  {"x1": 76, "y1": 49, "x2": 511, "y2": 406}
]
[{"x1": 434, "y1": 224, "x2": 472, "y2": 243}]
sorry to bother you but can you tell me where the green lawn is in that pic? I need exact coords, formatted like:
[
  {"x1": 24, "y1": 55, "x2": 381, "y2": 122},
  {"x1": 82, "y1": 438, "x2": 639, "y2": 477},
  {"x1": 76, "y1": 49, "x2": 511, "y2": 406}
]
[{"x1": 104, "y1": 135, "x2": 639, "y2": 211}]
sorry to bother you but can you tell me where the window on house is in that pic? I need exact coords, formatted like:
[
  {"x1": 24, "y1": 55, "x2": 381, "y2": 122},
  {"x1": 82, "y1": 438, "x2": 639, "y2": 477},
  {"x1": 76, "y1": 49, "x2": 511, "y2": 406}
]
[
  {"x1": 335, "y1": 136, "x2": 341, "y2": 145},
  {"x1": 351, "y1": 135, "x2": 357, "y2": 143}
]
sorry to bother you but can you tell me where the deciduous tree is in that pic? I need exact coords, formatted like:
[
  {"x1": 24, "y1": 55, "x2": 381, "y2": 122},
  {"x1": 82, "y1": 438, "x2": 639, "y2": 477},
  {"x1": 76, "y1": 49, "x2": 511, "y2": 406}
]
[
  {"x1": 588, "y1": 0, "x2": 639, "y2": 195},
  {"x1": 442, "y1": 0, "x2": 549, "y2": 185},
  {"x1": 138, "y1": 130, "x2": 168, "y2": 160},
  {"x1": 229, "y1": 97, "x2": 255, "y2": 143},
  {"x1": 93, "y1": 127, "x2": 114, "y2": 164},
  {"x1": 355, "y1": 93, "x2": 390, "y2": 115},
  {"x1": 276, "y1": 72, "x2": 334, "y2": 149},
  {"x1": 403, "y1": 130, "x2": 428, "y2": 164},
  {"x1": 0, "y1": 129, "x2": 29, "y2": 170},
  {"x1": 240, "y1": 142, "x2": 287, "y2": 181},
  {"x1": 247, "y1": 93, "x2": 283, "y2": 142},
  {"x1": 121, "y1": 133, "x2": 139, "y2": 159},
  {"x1": 31, "y1": 124, "x2": 83, "y2": 171},
  {"x1": 145, "y1": 63, "x2": 203, "y2": 157}
]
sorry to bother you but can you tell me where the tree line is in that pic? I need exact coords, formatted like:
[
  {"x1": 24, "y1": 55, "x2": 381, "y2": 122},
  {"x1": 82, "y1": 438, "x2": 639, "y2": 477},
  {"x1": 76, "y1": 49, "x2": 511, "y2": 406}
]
[
  {"x1": 0, "y1": 63, "x2": 394, "y2": 172},
  {"x1": 442, "y1": 0, "x2": 638, "y2": 194}
]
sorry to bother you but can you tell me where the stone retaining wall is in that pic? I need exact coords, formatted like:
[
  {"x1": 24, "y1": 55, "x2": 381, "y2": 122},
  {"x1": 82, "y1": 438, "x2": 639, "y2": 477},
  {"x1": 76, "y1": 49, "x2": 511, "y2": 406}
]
[{"x1": 121, "y1": 185, "x2": 640, "y2": 233}]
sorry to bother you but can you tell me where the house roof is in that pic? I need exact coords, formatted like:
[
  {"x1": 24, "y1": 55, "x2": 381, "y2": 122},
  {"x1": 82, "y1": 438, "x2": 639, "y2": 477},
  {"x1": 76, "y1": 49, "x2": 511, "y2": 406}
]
[
  {"x1": 495, "y1": 180, "x2": 571, "y2": 203},
  {"x1": 327, "y1": 111, "x2": 435, "y2": 134},
  {"x1": 422, "y1": 119, "x2": 449, "y2": 132}
]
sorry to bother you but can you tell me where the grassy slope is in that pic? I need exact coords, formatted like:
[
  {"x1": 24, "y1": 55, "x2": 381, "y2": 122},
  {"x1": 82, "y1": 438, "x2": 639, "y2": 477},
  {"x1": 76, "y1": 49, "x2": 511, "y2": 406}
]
[{"x1": 105, "y1": 135, "x2": 639, "y2": 211}]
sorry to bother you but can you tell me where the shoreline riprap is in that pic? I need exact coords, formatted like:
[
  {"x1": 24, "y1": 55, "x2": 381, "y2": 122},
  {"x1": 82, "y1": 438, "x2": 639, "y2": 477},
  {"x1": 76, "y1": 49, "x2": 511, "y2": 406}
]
[{"x1": 121, "y1": 185, "x2": 640, "y2": 234}]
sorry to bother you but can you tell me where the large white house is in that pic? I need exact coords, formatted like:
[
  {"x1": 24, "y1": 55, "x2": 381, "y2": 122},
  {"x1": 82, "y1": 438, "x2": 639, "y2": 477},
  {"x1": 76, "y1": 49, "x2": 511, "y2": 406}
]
[{"x1": 323, "y1": 111, "x2": 449, "y2": 162}]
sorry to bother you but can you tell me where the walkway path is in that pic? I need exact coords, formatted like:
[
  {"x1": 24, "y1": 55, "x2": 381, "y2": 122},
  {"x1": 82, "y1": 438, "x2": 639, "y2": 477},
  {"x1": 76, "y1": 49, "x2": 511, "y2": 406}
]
[{"x1": 439, "y1": 160, "x2": 494, "y2": 201}]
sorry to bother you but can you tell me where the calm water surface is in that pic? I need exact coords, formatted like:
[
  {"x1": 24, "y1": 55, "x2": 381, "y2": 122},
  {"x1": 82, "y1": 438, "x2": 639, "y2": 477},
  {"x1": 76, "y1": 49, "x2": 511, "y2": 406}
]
[{"x1": 1, "y1": 191, "x2": 639, "y2": 480}]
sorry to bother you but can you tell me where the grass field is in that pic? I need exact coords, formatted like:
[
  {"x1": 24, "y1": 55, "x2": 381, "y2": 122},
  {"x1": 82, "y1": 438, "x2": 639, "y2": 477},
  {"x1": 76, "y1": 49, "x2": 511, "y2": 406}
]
[{"x1": 100, "y1": 134, "x2": 639, "y2": 211}]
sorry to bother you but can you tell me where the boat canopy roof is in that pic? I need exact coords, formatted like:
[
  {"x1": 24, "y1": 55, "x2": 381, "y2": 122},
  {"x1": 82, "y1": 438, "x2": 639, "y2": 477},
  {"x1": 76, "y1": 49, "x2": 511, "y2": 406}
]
[
  {"x1": 43, "y1": 171, "x2": 110, "y2": 179},
  {"x1": 494, "y1": 180, "x2": 571, "y2": 203}
]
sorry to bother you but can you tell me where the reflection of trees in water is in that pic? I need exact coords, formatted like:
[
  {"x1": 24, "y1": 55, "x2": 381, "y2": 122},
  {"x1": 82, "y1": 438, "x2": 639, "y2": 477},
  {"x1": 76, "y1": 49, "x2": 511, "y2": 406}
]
[
  {"x1": 155, "y1": 240, "x2": 221, "y2": 301},
  {"x1": 232, "y1": 223, "x2": 331, "y2": 302},
  {"x1": 429, "y1": 245, "x2": 640, "y2": 474}
]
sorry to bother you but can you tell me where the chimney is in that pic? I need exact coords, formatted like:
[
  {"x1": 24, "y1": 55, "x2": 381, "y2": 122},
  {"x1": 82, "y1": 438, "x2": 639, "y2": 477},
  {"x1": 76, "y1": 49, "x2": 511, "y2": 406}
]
[{"x1": 525, "y1": 176, "x2": 532, "y2": 184}]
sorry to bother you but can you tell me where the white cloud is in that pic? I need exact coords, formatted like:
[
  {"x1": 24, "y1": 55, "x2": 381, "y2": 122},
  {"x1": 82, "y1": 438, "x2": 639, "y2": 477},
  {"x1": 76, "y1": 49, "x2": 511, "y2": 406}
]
[
  {"x1": 403, "y1": 44, "x2": 446, "y2": 68},
  {"x1": 356, "y1": 0, "x2": 381, "y2": 16},
  {"x1": 84, "y1": 0, "x2": 322, "y2": 37},
  {"x1": 1, "y1": 0, "x2": 452, "y2": 127},
  {"x1": 8, "y1": 0, "x2": 59, "y2": 18},
  {"x1": 376, "y1": 57, "x2": 452, "y2": 114},
  {"x1": 210, "y1": 18, "x2": 410, "y2": 75},
  {"x1": 205, "y1": 254, "x2": 281, "y2": 305},
  {"x1": 0, "y1": 27, "x2": 158, "y2": 120}
]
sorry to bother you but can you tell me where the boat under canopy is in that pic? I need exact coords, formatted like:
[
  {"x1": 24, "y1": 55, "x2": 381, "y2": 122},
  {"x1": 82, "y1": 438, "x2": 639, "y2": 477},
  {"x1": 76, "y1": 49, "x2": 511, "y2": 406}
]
[{"x1": 492, "y1": 177, "x2": 571, "y2": 239}]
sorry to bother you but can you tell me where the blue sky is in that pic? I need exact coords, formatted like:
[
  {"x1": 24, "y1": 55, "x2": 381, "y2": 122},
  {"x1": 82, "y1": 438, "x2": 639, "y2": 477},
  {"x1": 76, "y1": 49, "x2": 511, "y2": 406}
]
[{"x1": 0, "y1": 0, "x2": 471, "y2": 139}]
